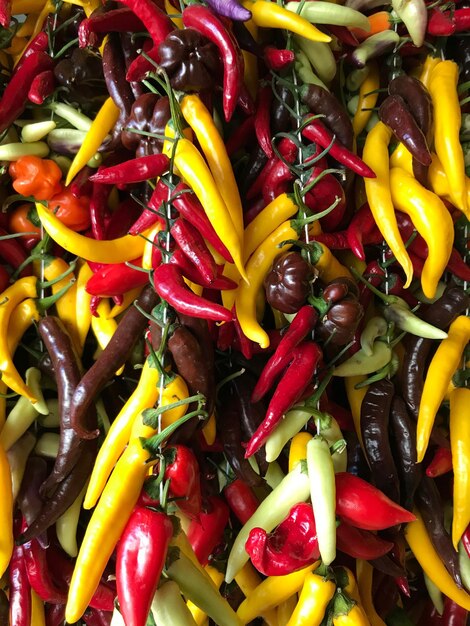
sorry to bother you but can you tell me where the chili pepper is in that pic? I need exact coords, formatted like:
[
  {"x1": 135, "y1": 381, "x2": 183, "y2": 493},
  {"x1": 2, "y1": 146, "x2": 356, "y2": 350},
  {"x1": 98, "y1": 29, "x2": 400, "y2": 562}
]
[
  {"x1": 360, "y1": 378, "x2": 399, "y2": 503},
  {"x1": 417, "y1": 316, "x2": 470, "y2": 463},
  {"x1": 352, "y1": 61, "x2": 379, "y2": 137},
  {"x1": 102, "y1": 32, "x2": 134, "y2": 136},
  {"x1": 69, "y1": 285, "x2": 157, "y2": 439},
  {"x1": 162, "y1": 444, "x2": 202, "y2": 519},
  {"x1": 0, "y1": 50, "x2": 53, "y2": 133},
  {"x1": 426, "y1": 447, "x2": 453, "y2": 478},
  {"x1": 0, "y1": 0, "x2": 10, "y2": 27},
  {"x1": 90, "y1": 154, "x2": 170, "y2": 185},
  {"x1": 245, "y1": 0, "x2": 330, "y2": 42},
  {"x1": 181, "y1": 5, "x2": 241, "y2": 122},
  {"x1": 252, "y1": 305, "x2": 318, "y2": 402},
  {"x1": 336, "y1": 521, "x2": 393, "y2": 560},
  {"x1": 254, "y1": 84, "x2": 274, "y2": 158},
  {"x1": 287, "y1": 568, "x2": 337, "y2": 626},
  {"x1": 0, "y1": 227, "x2": 30, "y2": 276},
  {"x1": 78, "y1": 8, "x2": 144, "y2": 47},
  {"x1": 356, "y1": 560, "x2": 387, "y2": 626},
  {"x1": 45, "y1": 603, "x2": 66, "y2": 626},
  {"x1": 405, "y1": 511, "x2": 470, "y2": 611},
  {"x1": 427, "y1": 7, "x2": 455, "y2": 35},
  {"x1": 187, "y1": 496, "x2": 230, "y2": 566},
  {"x1": 302, "y1": 119, "x2": 376, "y2": 178},
  {"x1": 9, "y1": 541, "x2": 31, "y2": 626},
  {"x1": 127, "y1": 180, "x2": 166, "y2": 236},
  {"x1": 86, "y1": 260, "x2": 149, "y2": 298},
  {"x1": 335, "y1": 472, "x2": 415, "y2": 530},
  {"x1": 226, "y1": 114, "x2": 255, "y2": 156},
  {"x1": 263, "y1": 45, "x2": 295, "y2": 71},
  {"x1": 389, "y1": 396, "x2": 421, "y2": 511},
  {"x1": 246, "y1": 503, "x2": 320, "y2": 576},
  {"x1": 152, "y1": 581, "x2": 201, "y2": 626},
  {"x1": 116, "y1": 506, "x2": 174, "y2": 626},
  {"x1": 450, "y1": 387, "x2": 470, "y2": 552},
  {"x1": 21, "y1": 533, "x2": 67, "y2": 604},
  {"x1": 154, "y1": 264, "x2": 232, "y2": 323},
  {"x1": 28, "y1": 68, "x2": 54, "y2": 104},
  {"x1": 362, "y1": 122, "x2": 413, "y2": 286},
  {"x1": 169, "y1": 250, "x2": 235, "y2": 291},
  {"x1": 9, "y1": 155, "x2": 62, "y2": 201},
  {"x1": 170, "y1": 218, "x2": 218, "y2": 285},
  {"x1": 428, "y1": 61, "x2": 468, "y2": 216},
  {"x1": 116, "y1": 0, "x2": 174, "y2": 48},
  {"x1": 224, "y1": 478, "x2": 259, "y2": 525},
  {"x1": 442, "y1": 598, "x2": 468, "y2": 626},
  {"x1": 245, "y1": 342, "x2": 322, "y2": 457},
  {"x1": 346, "y1": 203, "x2": 379, "y2": 261},
  {"x1": 301, "y1": 86, "x2": 353, "y2": 150},
  {"x1": 226, "y1": 461, "x2": 311, "y2": 582},
  {"x1": 206, "y1": 0, "x2": 251, "y2": 20},
  {"x1": 415, "y1": 476, "x2": 462, "y2": 588},
  {"x1": 236, "y1": 563, "x2": 317, "y2": 623}
]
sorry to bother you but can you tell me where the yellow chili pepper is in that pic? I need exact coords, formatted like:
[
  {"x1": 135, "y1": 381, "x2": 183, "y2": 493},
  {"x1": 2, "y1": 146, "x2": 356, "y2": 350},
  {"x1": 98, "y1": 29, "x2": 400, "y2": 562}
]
[
  {"x1": 31, "y1": 589, "x2": 46, "y2": 626},
  {"x1": 16, "y1": 13, "x2": 37, "y2": 37},
  {"x1": 181, "y1": 94, "x2": 244, "y2": 239},
  {"x1": 244, "y1": 193, "x2": 299, "y2": 263},
  {"x1": 333, "y1": 603, "x2": 371, "y2": 626},
  {"x1": 356, "y1": 560, "x2": 386, "y2": 626},
  {"x1": 164, "y1": 0, "x2": 183, "y2": 27},
  {"x1": 428, "y1": 154, "x2": 470, "y2": 218},
  {"x1": 75, "y1": 261, "x2": 93, "y2": 354},
  {"x1": 389, "y1": 167, "x2": 454, "y2": 299},
  {"x1": 405, "y1": 510, "x2": 470, "y2": 610},
  {"x1": 56, "y1": 482, "x2": 87, "y2": 557},
  {"x1": 65, "y1": 434, "x2": 155, "y2": 623},
  {"x1": 201, "y1": 411, "x2": 217, "y2": 446},
  {"x1": 0, "y1": 441, "x2": 13, "y2": 578},
  {"x1": 288, "y1": 432, "x2": 313, "y2": 472},
  {"x1": 65, "y1": 97, "x2": 120, "y2": 185},
  {"x1": 389, "y1": 141, "x2": 413, "y2": 174},
  {"x1": 353, "y1": 61, "x2": 379, "y2": 137},
  {"x1": 345, "y1": 376, "x2": 368, "y2": 453},
  {"x1": 428, "y1": 61, "x2": 468, "y2": 215},
  {"x1": 91, "y1": 299, "x2": 123, "y2": 374},
  {"x1": 286, "y1": 571, "x2": 336, "y2": 626},
  {"x1": 0, "y1": 276, "x2": 38, "y2": 401},
  {"x1": 277, "y1": 595, "x2": 297, "y2": 626},
  {"x1": 450, "y1": 387, "x2": 470, "y2": 549},
  {"x1": 108, "y1": 287, "x2": 143, "y2": 318},
  {"x1": 235, "y1": 220, "x2": 298, "y2": 348},
  {"x1": 312, "y1": 242, "x2": 353, "y2": 283},
  {"x1": 84, "y1": 358, "x2": 160, "y2": 509},
  {"x1": 416, "y1": 316, "x2": 470, "y2": 463},
  {"x1": 234, "y1": 562, "x2": 279, "y2": 626},
  {"x1": 362, "y1": 122, "x2": 413, "y2": 287},
  {"x1": 11, "y1": 0, "x2": 46, "y2": 13},
  {"x1": 237, "y1": 564, "x2": 318, "y2": 624},
  {"x1": 244, "y1": 0, "x2": 331, "y2": 43},
  {"x1": 36, "y1": 203, "x2": 147, "y2": 263},
  {"x1": 14, "y1": 0, "x2": 53, "y2": 64},
  {"x1": 419, "y1": 54, "x2": 441, "y2": 88},
  {"x1": 341, "y1": 567, "x2": 361, "y2": 604},
  {"x1": 142, "y1": 222, "x2": 162, "y2": 271},
  {"x1": 163, "y1": 129, "x2": 247, "y2": 282}
]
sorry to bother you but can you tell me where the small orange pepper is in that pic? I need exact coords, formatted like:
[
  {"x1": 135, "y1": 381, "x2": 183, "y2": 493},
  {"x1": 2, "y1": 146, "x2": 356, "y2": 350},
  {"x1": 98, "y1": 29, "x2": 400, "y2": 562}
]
[{"x1": 9, "y1": 155, "x2": 62, "y2": 200}]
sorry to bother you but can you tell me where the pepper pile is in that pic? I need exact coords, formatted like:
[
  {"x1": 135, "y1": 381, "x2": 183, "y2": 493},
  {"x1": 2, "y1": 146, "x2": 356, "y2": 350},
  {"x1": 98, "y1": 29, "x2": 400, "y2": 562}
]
[{"x1": 0, "y1": 0, "x2": 469, "y2": 624}]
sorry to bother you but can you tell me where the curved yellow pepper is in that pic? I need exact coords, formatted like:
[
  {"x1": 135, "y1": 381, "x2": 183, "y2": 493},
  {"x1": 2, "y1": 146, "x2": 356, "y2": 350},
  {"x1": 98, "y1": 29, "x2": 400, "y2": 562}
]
[
  {"x1": 234, "y1": 562, "x2": 279, "y2": 626},
  {"x1": 353, "y1": 61, "x2": 379, "y2": 137},
  {"x1": 0, "y1": 441, "x2": 13, "y2": 578},
  {"x1": 44, "y1": 256, "x2": 80, "y2": 354},
  {"x1": 286, "y1": 571, "x2": 336, "y2": 626},
  {"x1": 356, "y1": 560, "x2": 386, "y2": 626},
  {"x1": 288, "y1": 432, "x2": 313, "y2": 472},
  {"x1": 36, "y1": 203, "x2": 147, "y2": 263},
  {"x1": 362, "y1": 122, "x2": 413, "y2": 287},
  {"x1": 389, "y1": 167, "x2": 454, "y2": 299},
  {"x1": 450, "y1": 387, "x2": 470, "y2": 549},
  {"x1": 416, "y1": 316, "x2": 470, "y2": 463}
]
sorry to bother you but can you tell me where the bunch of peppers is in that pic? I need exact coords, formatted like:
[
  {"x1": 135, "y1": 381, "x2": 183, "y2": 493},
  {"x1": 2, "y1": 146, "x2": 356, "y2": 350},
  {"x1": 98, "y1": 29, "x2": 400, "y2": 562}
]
[{"x1": 0, "y1": 0, "x2": 469, "y2": 625}]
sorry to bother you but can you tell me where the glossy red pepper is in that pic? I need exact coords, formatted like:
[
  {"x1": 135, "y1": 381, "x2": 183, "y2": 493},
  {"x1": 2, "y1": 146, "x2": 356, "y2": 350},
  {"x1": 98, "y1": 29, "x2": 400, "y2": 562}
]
[
  {"x1": 70, "y1": 166, "x2": 94, "y2": 199},
  {"x1": 187, "y1": 496, "x2": 230, "y2": 566},
  {"x1": 153, "y1": 263, "x2": 233, "y2": 322},
  {"x1": 442, "y1": 598, "x2": 468, "y2": 626},
  {"x1": 224, "y1": 478, "x2": 259, "y2": 524},
  {"x1": 21, "y1": 538, "x2": 67, "y2": 604},
  {"x1": 0, "y1": 228, "x2": 30, "y2": 276},
  {"x1": 117, "y1": 506, "x2": 174, "y2": 626},
  {"x1": 347, "y1": 203, "x2": 382, "y2": 261},
  {"x1": 128, "y1": 179, "x2": 167, "y2": 236},
  {"x1": 28, "y1": 69, "x2": 55, "y2": 105},
  {"x1": 86, "y1": 259, "x2": 149, "y2": 297},
  {"x1": 304, "y1": 149, "x2": 347, "y2": 232},
  {"x1": 302, "y1": 118, "x2": 376, "y2": 178},
  {"x1": 182, "y1": 4, "x2": 242, "y2": 121},
  {"x1": 246, "y1": 138, "x2": 296, "y2": 200},
  {"x1": 164, "y1": 445, "x2": 202, "y2": 519},
  {"x1": 90, "y1": 154, "x2": 170, "y2": 186},
  {"x1": 245, "y1": 341, "x2": 323, "y2": 457},
  {"x1": 426, "y1": 446, "x2": 453, "y2": 478},
  {"x1": 335, "y1": 473, "x2": 416, "y2": 530},
  {"x1": 255, "y1": 84, "x2": 274, "y2": 158},
  {"x1": 226, "y1": 115, "x2": 255, "y2": 156},
  {"x1": 263, "y1": 46, "x2": 295, "y2": 71},
  {"x1": 116, "y1": 0, "x2": 174, "y2": 48},
  {"x1": 245, "y1": 503, "x2": 320, "y2": 576},
  {"x1": 45, "y1": 604, "x2": 66, "y2": 626},
  {"x1": 89, "y1": 182, "x2": 111, "y2": 241},
  {"x1": 168, "y1": 249, "x2": 236, "y2": 290},
  {"x1": 0, "y1": 0, "x2": 10, "y2": 27},
  {"x1": 170, "y1": 217, "x2": 218, "y2": 285},
  {"x1": 461, "y1": 524, "x2": 470, "y2": 560},
  {"x1": 14, "y1": 32, "x2": 49, "y2": 73},
  {"x1": 251, "y1": 305, "x2": 318, "y2": 402},
  {"x1": 9, "y1": 544, "x2": 31, "y2": 626},
  {"x1": 0, "y1": 265, "x2": 9, "y2": 292},
  {"x1": 78, "y1": 8, "x2": 144, "y2": 48},
  {"x1": 336, "y1": 521, "x2": 394, "y2": 559},
  {"x1": 263, "y1": 158, "x2": 296, "y2": 204},
  {"x1": 82, "y1": 609, "x2": 113, "y2": 626},
  {"x1": 427, "y1": 8, "x2": 456, "y2": 35},
  {"x1": 328, "y1": 25, "x2": 360, "y2": 47}
]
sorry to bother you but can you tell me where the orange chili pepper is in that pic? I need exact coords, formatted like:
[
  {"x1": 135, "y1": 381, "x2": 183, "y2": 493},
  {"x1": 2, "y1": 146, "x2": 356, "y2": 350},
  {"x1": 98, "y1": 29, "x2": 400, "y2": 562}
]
[{"x1": 9, "y1": 155, "x2": 62, "y2": 200}]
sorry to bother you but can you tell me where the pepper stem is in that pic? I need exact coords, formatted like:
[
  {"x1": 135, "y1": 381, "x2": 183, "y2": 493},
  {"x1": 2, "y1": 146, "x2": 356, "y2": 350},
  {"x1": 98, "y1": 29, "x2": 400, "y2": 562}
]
[{"x1": 350, "y1": 267, "x2": 399, "y2": 305}]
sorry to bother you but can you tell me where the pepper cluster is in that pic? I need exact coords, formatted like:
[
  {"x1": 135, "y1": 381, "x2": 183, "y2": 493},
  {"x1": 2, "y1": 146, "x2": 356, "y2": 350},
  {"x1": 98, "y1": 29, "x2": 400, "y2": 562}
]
[{"x1": 0, "y1": 0, "x2": 469, "y2": 625}]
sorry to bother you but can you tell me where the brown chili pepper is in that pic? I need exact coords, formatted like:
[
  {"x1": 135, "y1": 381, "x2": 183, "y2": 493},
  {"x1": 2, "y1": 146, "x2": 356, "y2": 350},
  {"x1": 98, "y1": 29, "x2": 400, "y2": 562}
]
[
  {"x1": 121, "y1": 93, "x2": 171, "y2": 157},
  {"x1": 264, "y1": 251, "x2": 317, "y2": 314},
  {"x1": 235, "y1": 372, "x2": 269, "y2": 476},
  {"x1": 379, "y1": 94, "x2": 432, "y2": 166},
  {"x1": 316, "y1": 277, "x2": 364, "y2": 346},
  {"x1": 69, "y1": 285, "x2": 157, "y2": 439},
  {"x1": 102, "y1": 32, "x2": 135, "y2": 141}
]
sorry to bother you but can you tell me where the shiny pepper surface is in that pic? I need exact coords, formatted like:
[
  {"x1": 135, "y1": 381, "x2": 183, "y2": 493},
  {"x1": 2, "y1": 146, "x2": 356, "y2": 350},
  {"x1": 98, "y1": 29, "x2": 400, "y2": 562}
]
[{"x1": 9, "y1": 155, "x2": 62, "y2": 201}]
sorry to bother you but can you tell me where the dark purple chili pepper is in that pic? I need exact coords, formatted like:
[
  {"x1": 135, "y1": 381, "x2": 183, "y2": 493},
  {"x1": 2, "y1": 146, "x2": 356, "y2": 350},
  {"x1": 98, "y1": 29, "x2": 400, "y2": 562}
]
[
  {"x1": 9, "y1": 544, "x2": 31, "y2": 626},
  {"x1": 45, "y1": 603, "x2": 66, "y2": 626},
  {"x1": 204, "y1": 0, "x2": 251, "y2": 21},
  {"x1": 102, "y1": 32, "x2": 135, "y2": 138},
  {"x1": 17, "y1": 457, "x2": 48, "y2": 529},
  {"x1": 264, "y1": 251, "x2": 317, "y2": 314}
]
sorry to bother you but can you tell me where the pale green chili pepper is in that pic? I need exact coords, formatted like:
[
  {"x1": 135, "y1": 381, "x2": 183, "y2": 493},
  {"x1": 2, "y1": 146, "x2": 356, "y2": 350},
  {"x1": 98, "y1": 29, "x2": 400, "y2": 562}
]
[
  {"x1": 307, "y1": 436, "x2": 336, "y2": 566},
  {"x1": 56, "y1": 483, "x2": 88, "y2": 558},
  {"x1": 294, "y1": 35, "x2": 336, "y2": 84},
  {"x1": 391, "y1": 0, "x2": 427, "y2": 47},
  {"x1": 459, "y1": 541, "x2": 470, "y2": 592},
  {"x1": 47, "y1": 102, "x2": 93, "y2": 131},
  {"x1": 333, "y1": 340, "x2": 392, "y2": 377},
  {"x1": 424, "y1": 572, "x2": 444, "y2": 615},
  {"x1": 21, "y1": 120, "x2": 56, "y2": 143},
  {"x1": 382, "y1": 302, "x2": 448, "y2": 340},
  {"x1": 151, "y1": 582, "x2": 198, "y2": 626},
  {"x1": 286, "y1": 0, "x2": 370, "y2": 30},
  {"x1": 6, "y1": 431, "x2": 36, "y2": 501},
  {"x1": 352, "y1": 31, "x2": 400, "y2": 68},
  {"x1": 295, "y1": 50, "x2": 329, "y2": 90},
  {"x1": 34, "y1": 432, "x2": 60, "y2": 459},
  {"x1": 360, "y1": 316, "x2": 388, "y2": 356},
  {"x1": 0, "y1": 142, "x2": 49, "y2": 160}
]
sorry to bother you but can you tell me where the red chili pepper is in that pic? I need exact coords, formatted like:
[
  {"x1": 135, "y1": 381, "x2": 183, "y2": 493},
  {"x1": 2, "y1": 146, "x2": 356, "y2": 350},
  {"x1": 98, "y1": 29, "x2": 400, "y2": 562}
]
[
  {"x1": 302, "y1": 118, "x2": 376, "y2": 178},
  {"x1": 89, "y1": 182, "x2": 111, "y2": 241},
  {"x1": 14, "y1": 32, "x2": 49, "y2": 73},
  {"x1": 128, "y1": 179, "x2": 168, "y2": 236},
  {"x1": 117, "y1": 506, "x2": 174, "y2": 626},
  {"x1": 245, "y1": 503, "x2": 320, "y2": 576},
  {"x1": 28, "y1": 69, "x2": 55, "y2": 105},
  {"x1": 125, "y1": 40, "x2": 158, "y2": 83},
  {"x1": 442, "y1": 598, "x2": 468, "y2": 626},
  {"x1": 0, "y1": 51, "x2": 54, "y2": 133},
  {"x1": 328, "y1": 25, "x2": 360, "y2": 47},
  {"x1": 251, "y1": 305, "x2": 319, "y2": 402},
  {"x1": 105, "y1": 197, "x2": 142, "y2": 239},
  {"x1": 90, "y1": 154, "x2": 170, "y2": 185},
  {"x1": 0, "y1": 0, "x2": 10, "y2": 27},
  {"x1": 226, "y1": 115, "x2": 255, "y2": 156},
  {"x1": 170, "y1": 218, "x2": 218, "y2": 285},
  {"x1": 153, "y1": 263, "x2": 233, "y2": 322},
  {"x1": 224, "y1": 478, "x2": 259, "y2": 524},
  {"x1": 70, "y1": 166, "x2": 94, "y2": 199},
  {"x1": 232, "y1": 306, "x2": 254, "y2": 360},
  {"x1": 313, "y1": 231, "x2": 351, "y2": 251},
  {"x1": 0, "y1": 228, "x2": 31, "y2": 276},
  {"x1": 182, "y1": 4, "x2": 242, "y2": 122},
  {"x1": 21, "y1": 538, "x2": 67, "y2": 604},
  {"x1": 116, "y1": 0, "x2": 174, "y2": 48},
  {"x1": 426, "y1": 446, "x2": 453, "y2": 478},
  {"x1": 336, "y1": 521, "x2": 394, "y2": 560},
  {"x1": 9, "y1": 544, "x2": 31, "y2": 626},
  {"x1": 245, "y1": 341, "x2": 323, "y2": 457},
  {"x1": 78, "y1": 8, "x2": 144, "y2": 48},
  {"x1": 453, "y1": 8, "x2": 470, "y2": 31},
  {"x1": 171, "y1": 183, "x2": 234, "y2": 264},
  {"x1": 263, "y1": 158, "x2": 296, "y2": 204},
  {"x1": 304, "y1": 164, "x2": 347, "y2": 232},
  {"x1": 82, "y1": 609, "x2": 113, "y2": 626},
  {"x1": 85, "y1": 259, "x2": 149, "y2": 297},
  {"x1": 427, "y1": 8, "x2": 456, "y2": 35},
  {"x1": 187, "y1": 496, "x2": 230, "y2": 566},
  {"x1": 168, "y1": 249, "x2": 236, "y2": 291},
  {"x1": 45, "y1": 604, "x2": 66, "y2": 626},
  {"x1": 335, "y1": 472, "x2": 416, "y2": 531},
  {"x1": 0, "y1": 265, "x2": 10, "y2": 292},
  {"x1": 254, "y1": 84, "x2": 274, "y2": 158},
  {"x1": 263, "y1": 45, "x2": 295, "y2": 71},
  {"x1": 394, "y1": 576, "x2": 411, "y2": 597},
  {"x1": 346, "y1": 203, "x2": 382, "y2": 261},
  {"x1": 461, "y1": 524, "x2": 470, "y2": 560},
  {"x1": 164, "y1": 445, "x2": 202, "y2": 519}
]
